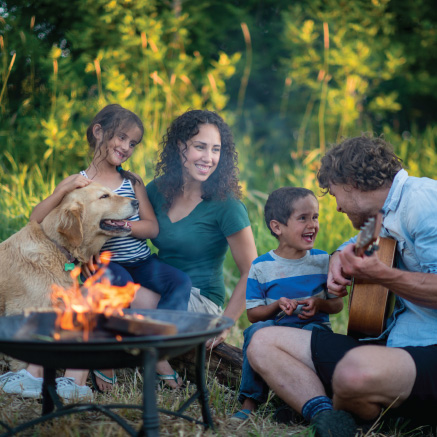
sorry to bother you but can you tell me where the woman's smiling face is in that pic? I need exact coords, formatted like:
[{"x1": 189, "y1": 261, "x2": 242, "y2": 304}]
[{"x1": 180, "y1": 123, "x2": 221, "y2": 184}]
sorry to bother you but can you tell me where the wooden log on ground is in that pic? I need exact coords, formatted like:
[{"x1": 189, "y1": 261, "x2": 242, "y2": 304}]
[{"x1": 169, "y1": 342, "x2": 243, "y2": 391}]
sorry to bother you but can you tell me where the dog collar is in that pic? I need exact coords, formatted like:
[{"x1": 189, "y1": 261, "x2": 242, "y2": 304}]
[{"x1": 47, "y1": 237, "x2": 78, "y2": 271}]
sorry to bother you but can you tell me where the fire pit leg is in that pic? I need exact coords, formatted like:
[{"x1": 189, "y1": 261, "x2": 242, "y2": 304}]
[
  {"x1": 42, "y1": 368, "x2": 57, "y2": 415},
  {"x1": 138, "y1": 348, "x2": 160, "y2": 437},
  {"x1": 195, "y1": 343, "x2": 214, "y2": 429}
]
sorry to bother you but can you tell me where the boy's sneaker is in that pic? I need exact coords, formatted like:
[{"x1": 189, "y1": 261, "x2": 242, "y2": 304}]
[
  {"x1": 0, "y1": 369, "x2": 42, "y2": 398},
  {"x1": 56, "y1": 377, "x2": 93, "y2": 401},
  {"x1": 310, "y1": 410, "x2": 357, "y2": 437},
  {"x1": 230, "y1": 409, "x2": 253, "y2": 422}
]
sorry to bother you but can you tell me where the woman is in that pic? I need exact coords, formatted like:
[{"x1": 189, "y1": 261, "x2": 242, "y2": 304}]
[{"x1": 146, "y1": 109, "x2": 257, "y2": 355}]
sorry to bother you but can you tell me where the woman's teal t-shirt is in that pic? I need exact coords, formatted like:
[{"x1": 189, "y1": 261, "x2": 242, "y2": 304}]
[{"x1": 146, "y1": 180, "x2": 251, "y2": 307}]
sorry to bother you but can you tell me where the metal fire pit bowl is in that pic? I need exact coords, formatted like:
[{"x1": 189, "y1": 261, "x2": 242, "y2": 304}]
[{"x1": 0, "y1": 309, "x2": 234, "y2": 437}]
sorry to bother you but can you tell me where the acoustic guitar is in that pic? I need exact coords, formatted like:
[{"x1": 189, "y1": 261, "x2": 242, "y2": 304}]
[{"x1": 346, "y1": 213, "x2": 397, "y2": 338}]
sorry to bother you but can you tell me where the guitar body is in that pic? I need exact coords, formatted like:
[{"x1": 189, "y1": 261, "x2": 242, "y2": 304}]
[{"x1": 347, "y1": 237, "x2": 396, "y2": 338}]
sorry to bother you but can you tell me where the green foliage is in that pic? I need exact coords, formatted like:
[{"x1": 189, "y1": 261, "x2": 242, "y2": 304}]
[
  {"x1": 0, "y1": 0, "x2": 239, "y2": 182},
  {"x1": 280, "y1": 0, "x2": 407, "y2": 150},
  {"x1": 1, "y1": 0, "x2": 437, "y2": 339}
]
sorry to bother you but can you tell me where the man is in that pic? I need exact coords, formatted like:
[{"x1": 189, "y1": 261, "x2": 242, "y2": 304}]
[{"x1": 247, "y1": 135, "x2": 437, "y2": 436}]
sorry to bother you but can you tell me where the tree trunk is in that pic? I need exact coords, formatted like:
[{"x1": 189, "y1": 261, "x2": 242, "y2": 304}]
[{"x1": 169, "y1": 342, "x2": 243, "y2": 390}]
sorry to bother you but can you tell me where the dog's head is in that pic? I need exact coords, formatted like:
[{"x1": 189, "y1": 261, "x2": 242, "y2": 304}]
[{"x1": 41, "y1": 182, "x2": 138, "y2": 262}]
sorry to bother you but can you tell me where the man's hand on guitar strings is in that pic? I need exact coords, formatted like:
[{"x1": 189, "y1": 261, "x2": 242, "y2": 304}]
[
  {"x1": 327, "y1": 251, "x2": 351, "y2": 298},
  {"x1": 339, "y1": 243, "x2": 386, "y2": 281}
]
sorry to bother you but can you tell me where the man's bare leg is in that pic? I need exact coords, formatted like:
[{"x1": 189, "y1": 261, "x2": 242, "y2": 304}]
[
  {"x1": 247, "y1": 326, "x2": 326, "y2": 413},
  {"x1": 333, "y1": 345, "x2": 416, "y2": 421}
]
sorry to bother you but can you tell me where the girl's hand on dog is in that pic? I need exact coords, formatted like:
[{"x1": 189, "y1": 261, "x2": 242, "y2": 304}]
[
  {"x1": 54, "y1": 174, "x2": 93, "y2": 197},
  {"x1": 30, "y1": 175, "x2": 94, "y2": 223}
]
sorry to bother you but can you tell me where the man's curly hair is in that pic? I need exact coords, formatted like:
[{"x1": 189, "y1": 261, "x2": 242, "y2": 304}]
[
  {"x1": 317, "y1": 134, "x2": 403, "y2": 193},
  {"x1": 154, "y1": 109, "x2": 241, "y2": 207}
]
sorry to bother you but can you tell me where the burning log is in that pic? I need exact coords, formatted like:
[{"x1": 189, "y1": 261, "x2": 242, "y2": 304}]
[
  {"x1": 13, "y1": 311, "x2": 178, "y2": 342},
  {"x1": 104, "y1": 314, "x2": 177, "y2": 336},
  {"x1": 169, "y1": 342, "x2": 243, "y2": 390}
]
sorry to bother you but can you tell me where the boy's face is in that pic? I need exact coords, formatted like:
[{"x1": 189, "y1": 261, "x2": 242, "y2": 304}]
[{"x1": 273, "y1": 195, "x2": 319, "y2": 258}]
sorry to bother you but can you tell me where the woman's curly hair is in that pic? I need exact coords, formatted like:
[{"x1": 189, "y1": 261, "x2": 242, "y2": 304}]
[
  {"x1": 154, "y1": 109, "x2": 242, "y2": 207},
  {"x1": 317, "y1": 134, "x2": 403, "y2": 193}
]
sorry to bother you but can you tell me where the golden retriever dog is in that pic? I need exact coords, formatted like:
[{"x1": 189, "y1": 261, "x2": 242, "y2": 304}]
[{"x1": 0, "y1": 182, "x2": 138, "y2": 317}]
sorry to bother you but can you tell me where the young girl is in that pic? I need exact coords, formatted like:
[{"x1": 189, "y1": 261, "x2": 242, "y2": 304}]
[{"x1": 29, "y1": 104, "x2": 192, "y2": 392}]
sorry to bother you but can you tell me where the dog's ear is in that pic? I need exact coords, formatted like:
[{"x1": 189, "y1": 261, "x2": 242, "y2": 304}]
[{"x1": 57, "y1": 201, "x2": 84, "y2": 248}]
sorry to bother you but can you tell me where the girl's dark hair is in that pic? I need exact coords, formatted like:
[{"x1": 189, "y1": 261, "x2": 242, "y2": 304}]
[
  {"x1": 317, "y1": 134, "x2": 403, "y2": 193},
  {"x1": 86, "y1": 104, "x2": 144, "y2": 185},
  {"x1": 264, "y1": 187, "x2": 317, "y2": 239},
  {"x1": 154, "y1": 109, "x2": 241, "y2": 207}
]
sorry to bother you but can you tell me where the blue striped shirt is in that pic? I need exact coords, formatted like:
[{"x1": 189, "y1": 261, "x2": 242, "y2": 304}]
[
  {"x1": 246, "y1": 249, "x2": 331, "y2": 325},
  {"x1": 80, "y1": 171, "x2": 151, "y2": 263}
]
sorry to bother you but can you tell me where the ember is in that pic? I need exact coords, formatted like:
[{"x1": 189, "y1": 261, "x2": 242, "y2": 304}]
[{"x1": 50, "y1": 251, "x2": 140, "y2": 341}]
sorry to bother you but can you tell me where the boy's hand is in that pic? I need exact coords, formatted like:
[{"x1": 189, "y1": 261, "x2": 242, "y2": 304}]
[
  {"x1": 296, "y1": 297, "x2": 318, "y2": 319},
  {"x1": 278, "y1": 297, "x2": 299, "y2": 315}
]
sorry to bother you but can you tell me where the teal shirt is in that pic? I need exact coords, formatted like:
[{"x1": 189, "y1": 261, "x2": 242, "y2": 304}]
[{"x1": 146, "y1": 180, "x2": 251, "y2": 307}]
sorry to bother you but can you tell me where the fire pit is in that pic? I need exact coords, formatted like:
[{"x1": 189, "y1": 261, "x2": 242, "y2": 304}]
[{"x1": 0, "y1": 309, "x2": 233, "y2": 437}]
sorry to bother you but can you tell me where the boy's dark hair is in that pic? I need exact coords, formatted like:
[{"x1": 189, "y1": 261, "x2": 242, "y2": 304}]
[
  {"x1": 155, "y1": 109, "x2": 241, "y2": 208},
  {"x1": 317, "y1": 134, "x2": 403, "y2": 194},
  {"x1": 264, "y1": 187, "x2": 317, "y2": 239},
  {"x1": 86, "y1": 104, "x2": 144, "y2": 185}
]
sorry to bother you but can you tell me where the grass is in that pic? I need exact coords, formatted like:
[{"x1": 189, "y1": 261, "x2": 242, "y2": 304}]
[{"x1": 1, "y1": 363, "x2": 434, "y2": 436}]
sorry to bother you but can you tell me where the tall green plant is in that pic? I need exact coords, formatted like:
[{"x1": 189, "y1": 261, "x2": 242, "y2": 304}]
[
  {"x1": 281, "y1": 0, "x2": 406, "y2": 150},
  {"x1": 0, "y1": 0, "x2": 240, "y2": 183}
]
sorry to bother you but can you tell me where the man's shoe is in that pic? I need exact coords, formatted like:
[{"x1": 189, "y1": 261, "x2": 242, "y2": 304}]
[
  {"x1": 310, "y1": 410, "x2": 357, "y2": 437},
  {"x1": 0, "y1": 369, "x2": 42, "y2": 398},
  {"x1": 56, "y1": 377, "x2": 93, "y2": 401},
  {"x1": 273, "y1": 404, "x2": 305, "y2": 425}
]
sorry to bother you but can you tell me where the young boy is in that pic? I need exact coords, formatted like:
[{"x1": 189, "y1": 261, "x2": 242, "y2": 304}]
[{"x1": 231, "y1": 187, "x2": 343, "y2": 421}]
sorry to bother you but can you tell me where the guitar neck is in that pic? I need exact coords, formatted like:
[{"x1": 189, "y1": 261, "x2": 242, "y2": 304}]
[{"x1": 354, "y1": 213, "x2": 383, "y2": 257}]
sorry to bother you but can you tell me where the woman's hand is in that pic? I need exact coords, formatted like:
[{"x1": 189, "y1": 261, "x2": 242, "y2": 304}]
[
  {"x1": 205, "y1": 328, "x2": 230, "y2": 350},
  {"x1": 81, "y1": 254, "x2": 100, "y2": 279}
]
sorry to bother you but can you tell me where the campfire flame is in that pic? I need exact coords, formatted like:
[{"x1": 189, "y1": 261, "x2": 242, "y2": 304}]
[{"x1": 51, "y1": 252, "x2": 140, "y2": 341}]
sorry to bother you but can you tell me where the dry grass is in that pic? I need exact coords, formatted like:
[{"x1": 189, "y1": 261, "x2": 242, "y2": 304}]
[{"x1": 0, "y1": 362, "x2": 434, "y2": 437}]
